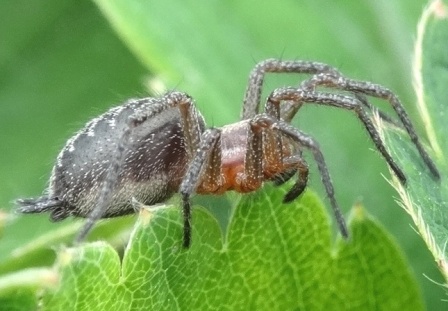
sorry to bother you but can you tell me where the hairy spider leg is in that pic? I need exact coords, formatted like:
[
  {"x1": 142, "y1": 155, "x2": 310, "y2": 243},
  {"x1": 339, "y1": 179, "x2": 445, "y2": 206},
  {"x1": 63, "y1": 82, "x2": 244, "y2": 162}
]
[
  {"x1": 180, "y1": 129, "x2": 222, "y2": 248},
  {"x1": 241, "y1": 59, "x2": 335, "y2": 184},
  {"x1": 248, "y1": 117, "x2": 310, "y2": 200},
  {"x1": 75, "y1": 92, "x2": 204, "y2": 243},
  {"x1": 279, "y1": 155, "x2": 310, "y2": 202},
  {"x1": 297, "y1": 73, "x2": 440, "y2": 180},
  {"x1": 280, "y1": 82, "x2": 405, "y2": 127},
  {"x1": 239, "y1": 58, "x2": 405, "y2": 189},
  {"x1": 354, "y1": 94, "x2": 402, "y2": 128},
  {"x1": 241, "y1": 59, "x2": 439, "y2": 181},
  {"x1": 270, "y1": 154, "x2": 308, "y2": 189},
  {"x1": 242, "y1": 59, "x2": 405, "y2": 125},
  {"x1": 240, "y1": 58, "x2": 402, "y2": 191},
  {"x1": 265, "y1": 88, "x2": 408, "y2": 185},
  {"x1": 242, "y1": 59, "x2": 341, "y2": 120},
  {"x1": 251, "y1": 114, "x2": 349, "y2": 238}
]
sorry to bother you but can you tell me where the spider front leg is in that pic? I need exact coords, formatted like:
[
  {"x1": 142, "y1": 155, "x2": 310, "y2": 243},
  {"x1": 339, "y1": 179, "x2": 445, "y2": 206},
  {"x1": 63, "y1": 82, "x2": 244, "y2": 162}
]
[
  {"x1": 265, "y1": 88, "x2": 409, "y2": 185},
  {"x1": 251, "y1": 114, "x2": 349, "y2": 238},
  {"x1": 299, "y1": 73, "x2": 440, "y2": 179},
  {"x1": 242, "y1": 59, "x2": 341, "y2": 119},
  {"x1": 250, "y1": 114, "x2": 309, "y2": 201}
]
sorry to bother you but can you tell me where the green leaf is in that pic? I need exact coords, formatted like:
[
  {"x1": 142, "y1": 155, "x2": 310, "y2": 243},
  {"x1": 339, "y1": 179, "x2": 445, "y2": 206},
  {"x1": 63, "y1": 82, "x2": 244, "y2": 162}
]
[
  {"x1": 37, "y1": 185, "x2": 422, "y2": 310},
  {"x1": 378, "y1": 0, "x2": 448, "y2": 281}
]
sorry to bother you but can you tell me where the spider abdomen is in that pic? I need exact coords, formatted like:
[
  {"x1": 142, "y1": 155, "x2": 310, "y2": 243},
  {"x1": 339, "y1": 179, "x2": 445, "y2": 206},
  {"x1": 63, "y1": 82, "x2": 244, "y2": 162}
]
[{"x1": 21, "y1": 98, "x2": 193, "y2": 220}]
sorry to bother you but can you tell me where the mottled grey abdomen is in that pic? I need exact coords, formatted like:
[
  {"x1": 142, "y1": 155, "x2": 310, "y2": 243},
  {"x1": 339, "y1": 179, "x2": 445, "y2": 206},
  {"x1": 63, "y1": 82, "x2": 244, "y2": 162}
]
[{"x1": 23, "y1": 97, "x2": 197, "y2": 221}]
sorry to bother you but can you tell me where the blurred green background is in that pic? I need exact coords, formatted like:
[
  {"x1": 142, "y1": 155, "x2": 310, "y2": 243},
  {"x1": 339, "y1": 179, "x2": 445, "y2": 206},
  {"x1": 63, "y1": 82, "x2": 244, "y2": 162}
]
[{"x1": 0, "y1": 0, "x2": 445, "y2": 309}]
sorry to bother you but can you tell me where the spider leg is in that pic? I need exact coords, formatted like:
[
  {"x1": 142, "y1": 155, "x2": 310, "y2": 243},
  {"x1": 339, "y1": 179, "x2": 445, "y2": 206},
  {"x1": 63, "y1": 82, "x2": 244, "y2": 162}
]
[
  {"x1": 180, "y1": 129, "x2": 222, "y2": 248},
  {"x1": 75, "y1": 92, "x2": 204, "y2": 243},
  {"x1": 177, "y1": 94, "x2": 205, "y2": 159},
  {"x1": 266, "y1": 88, "x2": 408, "y2": 185},
  {"x1": 252, "y1": 114, "x2": 349, "y2": 238},
  {"x1": 271, "y1": 168, "x2": 297, "y2": 186},
  {"x1": 273, "y1": 86, "x2": 402, "y2": 127},
  {"x1": 250, "y1": 113, "x2": 309, "y2": 194},
  {"x1": 355, "y1": 94, "x2": 402, "y2": 128},
  {"x1": 244, "y1": 120, "x2": 264, "y2": 190},
  {"x1": 246, "y1": 109, "x2": 306, "y2": 192},
  {"x1": 268, "y1": 153, "x2": 310, "y2": 202},
  {"x1": 298, "y1": 73, "x2": 440, "y2": 179},
  {"x1": 281, "y1": 155, "x2": 309, "y2": 202},
  {"x1": 279, "y1": 101, "x2": 302, "y2": 123},
  {"x1": 242, "y1": 59, "x2": 341, "y2": 120},
  {"x1": 294, "y1": 75, "x2": 404, "y2": 127}
]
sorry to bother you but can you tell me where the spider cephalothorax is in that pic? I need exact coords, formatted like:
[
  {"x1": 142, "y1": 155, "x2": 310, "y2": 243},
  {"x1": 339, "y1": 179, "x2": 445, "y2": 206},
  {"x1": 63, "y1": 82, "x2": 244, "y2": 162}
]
[{"x1": 17, "y1": 59, "x2": 440, "y2": 248}]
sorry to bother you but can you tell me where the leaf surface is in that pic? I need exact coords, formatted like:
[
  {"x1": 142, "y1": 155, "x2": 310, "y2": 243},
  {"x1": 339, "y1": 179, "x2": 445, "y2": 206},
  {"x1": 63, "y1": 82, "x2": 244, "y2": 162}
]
[
  {"x1": 36, "y1": 185, "x2": 423, "y2": 310},
  {"x1": 378, "y1": 0, "x2": 448, "y2": 281}
]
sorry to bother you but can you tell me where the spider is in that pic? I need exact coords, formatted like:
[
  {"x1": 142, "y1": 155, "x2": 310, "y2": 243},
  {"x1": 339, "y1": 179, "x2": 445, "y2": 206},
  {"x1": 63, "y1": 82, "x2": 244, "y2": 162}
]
[{"x1": 17, "y1": 59, "x2": 440, "y2": 248}]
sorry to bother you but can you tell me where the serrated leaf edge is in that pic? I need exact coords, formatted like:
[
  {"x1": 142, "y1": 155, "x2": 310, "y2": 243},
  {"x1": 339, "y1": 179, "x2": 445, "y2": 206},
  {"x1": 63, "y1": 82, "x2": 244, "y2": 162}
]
[{"x1": 374, "y1": 112, "x2": 448, "y2": 284}]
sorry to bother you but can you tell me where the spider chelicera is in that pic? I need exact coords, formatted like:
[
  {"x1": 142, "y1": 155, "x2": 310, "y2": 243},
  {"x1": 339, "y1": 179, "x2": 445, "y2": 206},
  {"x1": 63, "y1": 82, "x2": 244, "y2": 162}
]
[{"x1": 17, "y1": 59, "x2": 440, "y2": 248}]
